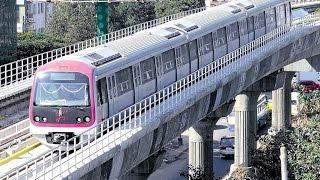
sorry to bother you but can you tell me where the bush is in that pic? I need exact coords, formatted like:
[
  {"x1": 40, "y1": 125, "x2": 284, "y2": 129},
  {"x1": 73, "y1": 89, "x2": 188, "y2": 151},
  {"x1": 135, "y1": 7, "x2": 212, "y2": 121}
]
[{"x1": 17, "y1": 32, "x2": 67, "y2": 59}]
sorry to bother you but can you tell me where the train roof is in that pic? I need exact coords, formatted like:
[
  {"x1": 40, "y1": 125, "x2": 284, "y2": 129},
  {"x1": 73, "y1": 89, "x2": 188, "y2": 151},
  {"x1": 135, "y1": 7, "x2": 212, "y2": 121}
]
[{"x1": 59, "y1": 0, "x2": 290, "y2": 76}]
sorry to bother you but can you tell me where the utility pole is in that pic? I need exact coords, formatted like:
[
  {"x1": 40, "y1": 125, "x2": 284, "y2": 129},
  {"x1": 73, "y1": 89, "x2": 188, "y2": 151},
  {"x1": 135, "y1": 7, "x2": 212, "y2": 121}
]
[{"x1": 96, "y1": 2, "x2": 109, "y2": 35}]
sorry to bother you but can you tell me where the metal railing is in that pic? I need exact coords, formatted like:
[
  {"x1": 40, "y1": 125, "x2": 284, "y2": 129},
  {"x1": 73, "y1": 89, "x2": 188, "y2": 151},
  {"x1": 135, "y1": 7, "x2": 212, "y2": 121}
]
[
  {"x1": 292, "y1": 0, "x2": 320, "y2": 4},
  {"x1": 0, "y1": 7, "x2": 205, "y2": 91},
  {"x1": 2, "y1": 12, "x2": 320, "y2": 179},
  {"x1": 0, "y1": 119, "x2": 29, "y2": 146}
]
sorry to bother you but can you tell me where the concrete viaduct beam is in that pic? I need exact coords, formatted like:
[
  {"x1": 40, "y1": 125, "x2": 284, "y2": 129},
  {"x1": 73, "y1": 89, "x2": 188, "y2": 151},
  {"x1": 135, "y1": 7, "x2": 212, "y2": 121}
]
[{"x1": 284, "y1": 55, "x2": 320, "y2": 72}]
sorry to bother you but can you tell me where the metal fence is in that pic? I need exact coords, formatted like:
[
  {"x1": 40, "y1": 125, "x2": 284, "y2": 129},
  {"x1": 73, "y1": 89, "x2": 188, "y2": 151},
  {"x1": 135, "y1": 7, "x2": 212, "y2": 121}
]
[
  {"x1": 2, "y1": 11, "x2": 320, "y2": 180},
  {"x1": 292, "y1": 0, "x2": 320, "y2": 5},
  {"x1": 0, "y1": 119, "x2": 29, "y2": 146},
  {"x1": 0, "y1": 7, "x2": 205, "y2": 89}
]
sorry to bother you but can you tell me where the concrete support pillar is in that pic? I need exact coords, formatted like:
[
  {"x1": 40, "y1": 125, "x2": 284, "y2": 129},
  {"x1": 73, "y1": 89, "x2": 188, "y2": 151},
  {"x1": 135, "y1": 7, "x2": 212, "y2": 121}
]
[
  {"x1": 272, "y1": 72, "x2": 294, "y2": 130},
  {"x1": 188, "y1": 118, "x2": 215, "y2": 179},
  {"x1": 234, "y1": 91, "x2": 260, "y2": 167}
]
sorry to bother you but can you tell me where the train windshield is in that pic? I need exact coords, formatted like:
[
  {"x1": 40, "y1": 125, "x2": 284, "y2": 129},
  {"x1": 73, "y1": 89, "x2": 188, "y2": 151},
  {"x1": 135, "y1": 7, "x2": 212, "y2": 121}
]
[{"x1": 34, "y1": 72, "x2": 90, "y2": 107}]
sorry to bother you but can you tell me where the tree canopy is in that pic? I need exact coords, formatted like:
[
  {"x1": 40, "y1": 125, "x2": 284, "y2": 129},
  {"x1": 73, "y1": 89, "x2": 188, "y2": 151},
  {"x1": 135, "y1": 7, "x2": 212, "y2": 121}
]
[{"x1": 45, "y1": 3, "x2": 97, "y2": 43}]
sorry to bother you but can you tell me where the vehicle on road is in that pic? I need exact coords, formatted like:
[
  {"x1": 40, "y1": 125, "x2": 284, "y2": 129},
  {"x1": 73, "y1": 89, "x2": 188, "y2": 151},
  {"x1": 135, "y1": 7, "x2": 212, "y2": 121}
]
[
  {"x1": 219, "y1": 136, "x2": 234, "y2": 158},
  {"x1": 300, "y1": 80, "x2": 320, "y2": 91}
]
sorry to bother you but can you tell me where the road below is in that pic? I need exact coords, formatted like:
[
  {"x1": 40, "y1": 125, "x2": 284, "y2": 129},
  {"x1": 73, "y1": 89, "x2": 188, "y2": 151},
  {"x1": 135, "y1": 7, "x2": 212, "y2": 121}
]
[{"x1": 148, "y1": 117, "x2": 233, "y2": 180}]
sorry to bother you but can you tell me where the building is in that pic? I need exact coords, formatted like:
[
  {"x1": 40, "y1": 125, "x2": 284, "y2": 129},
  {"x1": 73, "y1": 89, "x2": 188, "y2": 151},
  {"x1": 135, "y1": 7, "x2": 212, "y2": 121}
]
[
  {"x1": 0, "y1": 0, "x2": 17, "y2": 64},
  {"x1": 17, "y1": 0, "x2": 54, "y2": 33}
]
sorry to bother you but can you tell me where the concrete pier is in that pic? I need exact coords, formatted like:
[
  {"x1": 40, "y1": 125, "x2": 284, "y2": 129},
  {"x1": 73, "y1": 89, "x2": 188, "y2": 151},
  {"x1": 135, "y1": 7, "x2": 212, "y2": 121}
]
[
  {"x1": 188, "y1": 118, "x2": 215, "y2": 179},
  {"x1": 234, "y1": 91, "x2": 260, "y2": 167},
  {"x1": 272, "y1": 72, "x2": 294, "y2": 130}
]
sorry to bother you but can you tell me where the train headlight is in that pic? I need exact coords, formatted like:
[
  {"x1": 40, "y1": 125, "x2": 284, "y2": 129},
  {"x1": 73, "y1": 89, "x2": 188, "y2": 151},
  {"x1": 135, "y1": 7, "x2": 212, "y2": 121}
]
[
  {"x1": 76, "y1": 117, "x2": 82, "y2": 123},
  {"x1": 84, "y1": 116, "x2": 90, "y2": 122},
  {"x1": 34, "y1": 116, "x2": 40, "y2": 122},
  {"x1": 42, "y1": 117, "x2": 47, "y2": 122}
]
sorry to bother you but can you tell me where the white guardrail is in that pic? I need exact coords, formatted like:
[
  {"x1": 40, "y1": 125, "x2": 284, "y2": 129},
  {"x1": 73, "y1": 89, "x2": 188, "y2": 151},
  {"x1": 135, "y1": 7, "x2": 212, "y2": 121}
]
[
  {"x1": 292, "y1": 0, "x2": 320, "y2": 5},
  {"x1": 2, "y1": 11, "x2": 320, "y2": 180},
  {"x1": 0, "y1": 7, "x2": 205, "y2": 95},
  {"x1": 0, "y1": 119, "x2": 29, "y2": 147}
]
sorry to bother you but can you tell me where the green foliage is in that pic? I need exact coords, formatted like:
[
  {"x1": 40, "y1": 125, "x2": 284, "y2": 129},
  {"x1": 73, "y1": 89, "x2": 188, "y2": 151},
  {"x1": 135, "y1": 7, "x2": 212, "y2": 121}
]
[
  {"x1": 109, "y1": 2, "x2": 155, "y2": 32},
  {"x1": 17, "y1": 32, "x2": 67, "y2": 59},
  {"x1": 295, "y1": 85, "x2": 320, "y2": 116},
  {"x1": 250, "y1": 132, "x2": 290, "y2": 180},
  {"x1": 315, "y1": 7, "x2": 320, "y2": 13},
  {"x1": 287, "y1": 116, "x2": 320, "y2": 180},
  {"x1": 46, "y1": 3, "x2": 97, "y2": 43},
  {"x1": 154, "y1": 0, "x2": 204, "y2": 18}
]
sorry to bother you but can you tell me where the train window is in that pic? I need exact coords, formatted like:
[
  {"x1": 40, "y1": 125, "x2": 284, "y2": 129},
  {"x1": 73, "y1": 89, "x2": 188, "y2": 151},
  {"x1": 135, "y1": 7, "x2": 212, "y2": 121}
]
[
  {"x1": 189, "y1": 40, "x2": 198, "y2": 60},
  {"x1": 162, "y1": 49, "x2": 176, "y2": 73},
  {"x1": 203, "y1": 33, "x2": 213, "y2": 54},
  {"x1": 213, "y1": 28, "x2": 227, "y2": 47},
  {"x1": 276, "y1": 5, "x2": 286, "y2": 27},
  {"x1": 227, "y1": 22, "x2": 239, "y2": 41},
  {"x1": 238, "y1": 19, "x2": 248, "y2": 36},
  {"x1": 97, "y1": 78, "x2": 107, "y2": 105},
  {"x1": 254, "y1": 12, "x2": 265, "y2": 29},
  {"x1": 140, "y1": 57, "x2": 155, "y2": 84},
  {"x1": 266, "y1": 8, "x2": 276, "y2": 24},
  {"x1": 247, "y1": 17, "x2": 254, "y2": 33},
  {"x1": 115, "y1": 67, "x2": 133, "y2": 96}
]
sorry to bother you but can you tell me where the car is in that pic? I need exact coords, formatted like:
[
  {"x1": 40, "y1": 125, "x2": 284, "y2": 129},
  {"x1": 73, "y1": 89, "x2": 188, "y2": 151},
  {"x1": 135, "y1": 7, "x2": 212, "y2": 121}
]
[
  {"x1": 299, "y1": 80, "x2": 320, "y2": 91},
  {"x1": 219, "y1": 136, "x2": 234, "y2": 158}
]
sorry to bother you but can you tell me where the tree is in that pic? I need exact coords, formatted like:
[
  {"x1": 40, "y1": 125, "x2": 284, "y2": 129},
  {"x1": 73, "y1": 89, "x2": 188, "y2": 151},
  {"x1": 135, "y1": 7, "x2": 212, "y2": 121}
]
[
  {"x1": 154, "y1": 0, "x2": 205, "y2": 18},
  {"x1": 46, "y1": 3, "x2": 97, "y2": 43},
  {"x1": 109, "y1": 2, "x2": 155, "y2": 32},
  {"x1": 17, "y1": 32, "x2": 66, "y2": 59}
]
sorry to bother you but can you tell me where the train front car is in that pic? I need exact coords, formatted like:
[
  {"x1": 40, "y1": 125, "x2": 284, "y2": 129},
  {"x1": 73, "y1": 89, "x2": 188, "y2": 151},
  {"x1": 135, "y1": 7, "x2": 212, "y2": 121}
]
[{"x1": 29, "y1": 59, "x2": 95, "y2": 146}]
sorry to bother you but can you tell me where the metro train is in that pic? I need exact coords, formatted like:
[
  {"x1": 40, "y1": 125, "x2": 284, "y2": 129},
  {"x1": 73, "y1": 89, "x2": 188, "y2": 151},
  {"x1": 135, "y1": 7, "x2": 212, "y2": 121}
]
[{"x1": 29, "y1": 0, "x2": 292, "y2": 145}]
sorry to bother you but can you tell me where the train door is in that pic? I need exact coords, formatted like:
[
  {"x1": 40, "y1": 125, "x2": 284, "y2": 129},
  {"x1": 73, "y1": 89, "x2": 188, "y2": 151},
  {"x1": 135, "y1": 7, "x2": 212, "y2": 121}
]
[
  {"x1": 226, "y1": 22, "x2": 240, "y2": 53},
  {"x1": 107, "y1": 75, "x2": 117, "y2": 116},
  {"x1": 96, "y1": 77, "x2": 109, "y2": 122},
  {"x1": 198, "y1": 34, "x2": 213, "y2": 68},
  {"x1": 155, "y1": 49, "x2": 176, "y2": 90},
  {"x1": 132, "y1": 63, "x2": 142, "y2": 102},
  {"x1": 238, "y1": 18, "x2": 249, "y2": 46},
  {"x1": 213, "y1": 27, "x2": 227, "y2": 60},
  {"x1": 175, "y1": 44, "x2": 190, "y2": 80},
  {"x1": 133, "y1": 58, "x2": 157, "y2": 102},
  {"x1": 189, "y1": 40, "x2": 199, "y2": 73},
  {"x1": 247, "y1": 17, "x2": 255, "y2": 42},
  {"x1": 254, "y1": 12, "x2": 266, "y2": 38},
  {"x1": 266, "y1": 8, "x2": 276, "y2": 33},
  {"x1": 197, "y1": 37, "x2": 205, "y2": 67}
]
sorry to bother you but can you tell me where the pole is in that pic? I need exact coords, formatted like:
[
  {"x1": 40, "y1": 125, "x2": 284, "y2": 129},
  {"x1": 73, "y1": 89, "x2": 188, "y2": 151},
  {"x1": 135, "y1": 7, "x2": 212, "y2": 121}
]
[
  {"x1": 96, "y1": 2, "x2": 108, "y2": 36},
  {"x1": 280, "y1": 146, "x2": 288, "y2": 180}
]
